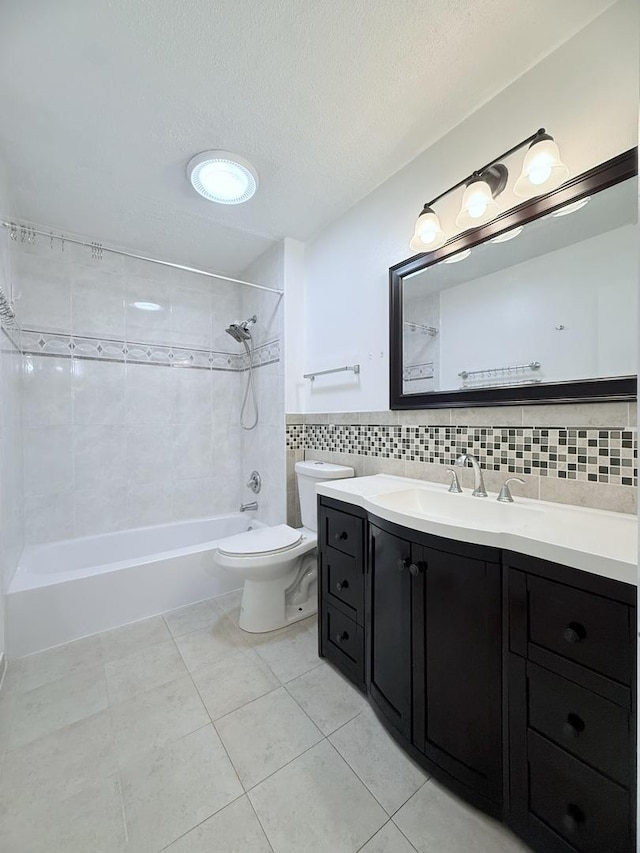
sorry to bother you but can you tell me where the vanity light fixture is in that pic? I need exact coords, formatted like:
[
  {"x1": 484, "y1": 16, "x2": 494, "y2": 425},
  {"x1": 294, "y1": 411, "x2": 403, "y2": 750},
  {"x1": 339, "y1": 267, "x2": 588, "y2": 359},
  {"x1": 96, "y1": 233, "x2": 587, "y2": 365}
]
[
  {"x1": 490, "y1": 225, "x2": 524, "y2": 244},
  {"x1": 552, "y1": 196, "x2": 591, "y2": 217},
  {"x1": 409, "y1": 128, "x2": 568, "y2": 254},
  {"x1": 456, "y1": 164, "x2": 508, "y2": 229},
  {"x1": 410, "y1": 205, "x2": 447, "y2": 252},
  {"x1": 513, "y1": 131, "x2": 569, "y2": 198},
  {"x1": 187, "y1": 150, "x2": 258, "y2": 204}
]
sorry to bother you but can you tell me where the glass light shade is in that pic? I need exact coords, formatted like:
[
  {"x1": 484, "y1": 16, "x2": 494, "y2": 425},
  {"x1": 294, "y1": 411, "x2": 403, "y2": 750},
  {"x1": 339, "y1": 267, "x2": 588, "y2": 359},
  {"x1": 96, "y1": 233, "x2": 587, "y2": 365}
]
[
  {"x1": 409, "y1": 208, "x2": 446, "y2": 252},
  {"x1": 514, "y1": 137, "x2": 569, "y2": 198},
  {"x1": 552, "y1": 197, "x2": 590, "y2": 217},
  {"x1": 455, "y1": 180, "x2": 499, "y2": 229},
  {"x1": 443, "y1": 248, "x2": 471, "y2": 264},
  {"x1": 490, "y1": 226, "x2": 524, "y2": 244}
]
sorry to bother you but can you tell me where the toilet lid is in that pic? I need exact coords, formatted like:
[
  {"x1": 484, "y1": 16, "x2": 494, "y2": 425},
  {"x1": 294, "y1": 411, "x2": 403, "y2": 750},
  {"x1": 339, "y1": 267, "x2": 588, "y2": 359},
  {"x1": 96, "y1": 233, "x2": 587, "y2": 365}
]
[{"x1": 218, "y1": 524, "x2": 304, "y2": 557}]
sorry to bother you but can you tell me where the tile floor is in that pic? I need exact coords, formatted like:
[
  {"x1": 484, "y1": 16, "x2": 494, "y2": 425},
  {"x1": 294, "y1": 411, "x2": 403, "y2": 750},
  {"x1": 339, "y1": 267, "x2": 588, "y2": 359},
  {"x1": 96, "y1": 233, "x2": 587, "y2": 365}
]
[{"x1": 0, "y1": 590, "x2": 532, "y2": 852}]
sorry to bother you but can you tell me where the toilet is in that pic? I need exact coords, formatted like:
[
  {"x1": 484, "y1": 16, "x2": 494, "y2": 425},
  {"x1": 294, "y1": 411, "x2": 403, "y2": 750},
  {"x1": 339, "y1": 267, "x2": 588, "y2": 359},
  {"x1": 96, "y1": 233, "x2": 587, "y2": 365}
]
[{"x1": 215, "y1": 460, "x2": 354, "y2": 633}]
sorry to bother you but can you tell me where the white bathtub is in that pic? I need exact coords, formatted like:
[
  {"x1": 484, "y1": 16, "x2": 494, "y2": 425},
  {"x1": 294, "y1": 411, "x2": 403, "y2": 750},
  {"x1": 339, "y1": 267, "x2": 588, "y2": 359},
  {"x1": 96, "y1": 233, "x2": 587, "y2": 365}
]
[{"x1": 7, "y1": 514, "x2": 257, "y2": 657}]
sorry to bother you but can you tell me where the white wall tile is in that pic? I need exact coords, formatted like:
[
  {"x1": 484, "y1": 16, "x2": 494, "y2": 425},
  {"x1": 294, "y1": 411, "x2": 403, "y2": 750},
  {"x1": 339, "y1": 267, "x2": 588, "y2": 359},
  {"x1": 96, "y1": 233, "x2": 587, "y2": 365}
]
[
  {"x1": 22, "y1": 356, "x2": 72, "y2": 426},
  {"x1": 73, "y1": 425, "x2": 128, "y2": 490},
  {"x1": 74, "y1": 485, "x2": 128, "y2": 537},
  {"x1": 23, "y1": 426, "x2": 74, "y2": 497},
  {"x1": 72, "y1": 360, "x2": 125, "y2": 425},
  {"x1": 126, "y1": 425, "x2": 173, "y2": 485},
  {"x1": 72, "y1": 269, "x2": 125, "y2": 338}
]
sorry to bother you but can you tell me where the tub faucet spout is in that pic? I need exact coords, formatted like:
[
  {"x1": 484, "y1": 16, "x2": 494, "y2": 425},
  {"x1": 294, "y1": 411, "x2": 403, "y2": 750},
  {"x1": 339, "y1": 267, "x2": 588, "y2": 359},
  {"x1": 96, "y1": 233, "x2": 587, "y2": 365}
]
[{"x1": 240, "y1": 501, "x2": 258, "y2": 512}]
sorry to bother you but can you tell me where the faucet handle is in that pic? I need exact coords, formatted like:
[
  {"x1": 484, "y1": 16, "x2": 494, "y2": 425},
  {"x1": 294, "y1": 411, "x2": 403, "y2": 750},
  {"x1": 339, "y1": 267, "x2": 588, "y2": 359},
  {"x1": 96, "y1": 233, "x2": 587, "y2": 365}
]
[
  {"x1": 497, "y1": 477, "x2": 525, "y2": 503},
  {"x1": 446, "y1": 469, "x2": 463, "y2": 494}
]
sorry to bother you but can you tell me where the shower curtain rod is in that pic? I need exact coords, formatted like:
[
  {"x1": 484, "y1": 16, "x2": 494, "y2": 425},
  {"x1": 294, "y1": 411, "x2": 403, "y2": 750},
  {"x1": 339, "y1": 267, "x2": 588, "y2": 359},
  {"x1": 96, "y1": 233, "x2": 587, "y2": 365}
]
[{"x1": 0, "y1": 220, "x2": 284, "y2": 295}]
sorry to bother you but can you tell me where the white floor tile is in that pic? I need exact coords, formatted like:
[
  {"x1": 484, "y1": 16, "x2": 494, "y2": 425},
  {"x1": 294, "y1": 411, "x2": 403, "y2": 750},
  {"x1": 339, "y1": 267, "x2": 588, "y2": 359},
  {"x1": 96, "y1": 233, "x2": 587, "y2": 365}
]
[
  {"x1": 163, "y1": 599, "x2": 220, "y2": 638},
  {"x1": 120, "y1": 724, "x2": 243, "y2": 853},
  {"x1": 330, "y1": 707, "x2": 427, "y2": 815},
  {"x1": 358, "y1": 822, "x2": 417, "y2": 852},
  {"x1": 215, "y1": 687, "x2": 323, "y2": 789},
  {"x1": 100, "y1": 615, "x2": 172, "y2": 662},
  {"x1": 164, "y1": 795, "x2": 273, "y2": 852},
  {"x1": 174, "y1": 615, "x2": 250, "y2": 672},
  {"x1": 287, "y1": 662, "x2": 366, "y2": 735},
  {"x1": 19, "y1": 634, "x2": 104, "y2": 693},
  {"x1": 0, "y1": 710, "x2": 116, "y2": 806},
  {"x1": 249, "y1": 740, "x2": 387, "y2": 853},
  {"x1": 9, "y1": 665, "x2": 109, "y2": 748},
  {"x1": 104, "y1": 638, "x2": 187, "y2": 703},
  {"x1": 252, "y1": 622, "x2": 323, "y2": 683},
  {"x1": 192, "y1": 649, "x2": 279, "y2": 720},
  {"x1": 0, "y1": 774, "x2": 127, "y2": 853},
  {"x1": 394, "y1": 780, "x2": 532, "y2": 853},
  {"x1": 110, "y1": 675, "x2": 209, "y2": 764}
]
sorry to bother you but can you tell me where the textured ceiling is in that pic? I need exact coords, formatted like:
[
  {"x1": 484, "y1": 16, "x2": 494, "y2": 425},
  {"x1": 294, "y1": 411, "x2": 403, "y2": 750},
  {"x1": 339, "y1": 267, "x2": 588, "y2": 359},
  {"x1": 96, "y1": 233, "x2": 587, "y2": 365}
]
[{"x1": 0, "y1": 0, "x2": 616, "y2": 276}]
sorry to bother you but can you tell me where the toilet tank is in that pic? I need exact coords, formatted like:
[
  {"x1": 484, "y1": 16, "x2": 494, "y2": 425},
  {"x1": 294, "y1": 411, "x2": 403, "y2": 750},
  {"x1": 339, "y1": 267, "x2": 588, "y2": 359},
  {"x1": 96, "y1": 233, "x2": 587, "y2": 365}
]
[{"x1": 295, "y1": 460, "x2": 355, "y2": 532}]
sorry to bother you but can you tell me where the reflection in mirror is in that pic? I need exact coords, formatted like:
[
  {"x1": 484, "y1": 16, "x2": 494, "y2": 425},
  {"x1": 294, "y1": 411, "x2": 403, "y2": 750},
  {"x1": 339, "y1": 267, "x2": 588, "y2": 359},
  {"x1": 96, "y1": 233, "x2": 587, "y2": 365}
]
[{"x1": 402, "y1": 177, "x2": 638, "y2": 396}]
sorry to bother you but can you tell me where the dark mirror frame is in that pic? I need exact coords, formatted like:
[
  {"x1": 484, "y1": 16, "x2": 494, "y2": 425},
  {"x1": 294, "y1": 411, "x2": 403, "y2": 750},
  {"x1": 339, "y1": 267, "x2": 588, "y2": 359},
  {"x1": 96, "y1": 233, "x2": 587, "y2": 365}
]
[{"x1": 389, "y1": 148, "x2": 638, "y2": 410}]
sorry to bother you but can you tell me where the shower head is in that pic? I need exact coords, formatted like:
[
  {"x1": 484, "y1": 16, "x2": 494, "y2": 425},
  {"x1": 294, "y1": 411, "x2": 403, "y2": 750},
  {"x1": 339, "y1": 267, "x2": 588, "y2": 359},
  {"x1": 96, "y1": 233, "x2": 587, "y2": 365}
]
[{"x1": 225, "y1": 315, "x2": 257, "y2": 343}]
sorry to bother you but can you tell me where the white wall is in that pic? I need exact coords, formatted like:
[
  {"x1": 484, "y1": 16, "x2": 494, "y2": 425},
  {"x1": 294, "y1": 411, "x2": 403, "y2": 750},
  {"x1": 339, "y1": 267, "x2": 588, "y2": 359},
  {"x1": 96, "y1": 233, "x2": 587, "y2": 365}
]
[
  {"x1": 0, "y1": 161, "x2": 24, "y2": 659},
  {"x1": 302, "y1": 0, "x2": 639, "y2": 412}
]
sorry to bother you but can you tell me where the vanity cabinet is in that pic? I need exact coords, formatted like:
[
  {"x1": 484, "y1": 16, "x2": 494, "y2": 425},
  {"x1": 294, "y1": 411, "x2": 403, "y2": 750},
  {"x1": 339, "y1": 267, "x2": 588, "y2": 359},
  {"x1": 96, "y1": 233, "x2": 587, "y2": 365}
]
[
  {"x1": 317, "y1": 494, "x2": 636, "y2": 853},
  {"x1": 506, "y1": 552, "x2": 636, "y2": 853}
]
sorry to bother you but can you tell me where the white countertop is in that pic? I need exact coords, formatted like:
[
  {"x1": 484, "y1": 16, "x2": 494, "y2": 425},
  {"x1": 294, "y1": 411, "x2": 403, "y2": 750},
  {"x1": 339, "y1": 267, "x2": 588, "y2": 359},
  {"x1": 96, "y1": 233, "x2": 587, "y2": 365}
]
[{"x1": 316, "y1": 475, "x2": 638, "y2": 587}]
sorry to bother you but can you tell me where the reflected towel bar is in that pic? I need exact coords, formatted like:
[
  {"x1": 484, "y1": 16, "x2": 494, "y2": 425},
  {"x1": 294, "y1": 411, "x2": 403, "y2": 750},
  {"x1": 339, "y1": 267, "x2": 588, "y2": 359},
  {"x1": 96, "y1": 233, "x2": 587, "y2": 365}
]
[{"x1": 304, "y1": 364, "x2": 361, "y2": 381}]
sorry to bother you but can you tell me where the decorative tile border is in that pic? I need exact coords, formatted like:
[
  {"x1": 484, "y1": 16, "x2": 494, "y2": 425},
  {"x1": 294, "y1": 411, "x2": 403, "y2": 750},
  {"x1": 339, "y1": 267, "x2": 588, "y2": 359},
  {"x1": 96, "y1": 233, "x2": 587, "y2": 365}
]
[
  {"x1": 286, "y1": 423, "x2": 638, "y2": 488},
  {"x1": 21, "y1": 329, "x2": 280, "y2": 372}
]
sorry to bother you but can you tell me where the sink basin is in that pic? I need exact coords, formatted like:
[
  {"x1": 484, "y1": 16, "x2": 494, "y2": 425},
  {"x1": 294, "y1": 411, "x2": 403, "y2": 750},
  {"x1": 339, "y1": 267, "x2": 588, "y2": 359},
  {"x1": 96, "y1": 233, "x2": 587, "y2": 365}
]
[{"x1": 367, "y1": 487, "x2": 545, "y2": 531}]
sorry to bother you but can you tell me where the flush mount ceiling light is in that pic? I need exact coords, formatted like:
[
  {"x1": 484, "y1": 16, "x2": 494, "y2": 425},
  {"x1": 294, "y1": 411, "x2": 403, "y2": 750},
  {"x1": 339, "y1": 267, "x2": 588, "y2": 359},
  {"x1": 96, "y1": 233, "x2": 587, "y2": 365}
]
[
  {"x1": 490, "y1": 225, "x2": 524, "y2": 244},
  {"x1": 409, "y1": 128, "x2": 569, "y2": 255},
  {"x1": 132, "y1": 301, "x2": 162, "y2": 311},
  {"x1": 513, "y1": 131, "x2": 569, "y2": 198},
  {"x1": 409, "y1": 205, "x2": 446, "y2": 252},
  {"x1": 552, "y1": 197, "x2": 591, "y2": 217},
  {"x1": 187, "y1": 150, "x2": 258, "y2": 204}
]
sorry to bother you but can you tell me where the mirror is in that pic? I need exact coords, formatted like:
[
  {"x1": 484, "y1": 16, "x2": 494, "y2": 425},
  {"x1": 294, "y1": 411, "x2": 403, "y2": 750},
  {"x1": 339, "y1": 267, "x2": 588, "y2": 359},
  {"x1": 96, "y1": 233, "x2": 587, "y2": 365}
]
[{"x1": 390, "y1": 150, "x2": 638, "y2": 408}]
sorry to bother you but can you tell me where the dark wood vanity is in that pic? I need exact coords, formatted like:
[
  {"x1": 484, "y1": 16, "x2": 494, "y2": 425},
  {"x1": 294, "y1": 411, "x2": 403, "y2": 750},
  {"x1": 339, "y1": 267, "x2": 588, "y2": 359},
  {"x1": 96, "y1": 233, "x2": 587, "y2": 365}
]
[{"x1": 318, "y1": 494, "x2": 636, "y2": 853}]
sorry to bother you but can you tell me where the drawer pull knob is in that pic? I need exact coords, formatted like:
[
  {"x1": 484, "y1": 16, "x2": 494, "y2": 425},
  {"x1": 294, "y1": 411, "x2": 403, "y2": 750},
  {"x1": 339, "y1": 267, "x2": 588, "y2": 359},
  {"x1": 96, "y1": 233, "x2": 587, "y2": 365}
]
[
  {"x1": 334, "y1": 531, "x2": 348, "y2": 541},
  {"x1": 562, "y1": 804, "x2": 585, "y2": 835},
  {"x1": 563, "y1": 622, "x2": 586, "y2": 644},
  {"x1": 409, "y1": 561, "x2": 426, "y2": 576},
  {"x1": 562, "y1": 713, "x2": 585, "y2": 740},
  {"x1": 336, "y1": 580, "x2": 349, "y2": 592},
  {"x1": 335, "y1": 631, "x2": 349, "y2": 644},
  {"x1": 397, "y1": 557, "x2": 411, "y2": 571}
]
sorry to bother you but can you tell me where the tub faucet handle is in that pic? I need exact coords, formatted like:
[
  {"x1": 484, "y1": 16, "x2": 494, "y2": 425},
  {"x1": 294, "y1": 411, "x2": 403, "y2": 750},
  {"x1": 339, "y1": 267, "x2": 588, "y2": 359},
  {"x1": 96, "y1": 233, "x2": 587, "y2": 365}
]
[{"x1": 247, "y1": 471, "x2": 262, "y2": 494}]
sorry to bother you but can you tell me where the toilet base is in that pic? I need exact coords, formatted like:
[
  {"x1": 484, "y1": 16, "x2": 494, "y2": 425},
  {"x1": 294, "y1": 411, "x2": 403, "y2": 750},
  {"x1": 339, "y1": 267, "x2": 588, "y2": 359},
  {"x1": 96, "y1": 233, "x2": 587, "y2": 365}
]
[{"x1": 238, "y1": 565, "x2": 318, "y2": 634}]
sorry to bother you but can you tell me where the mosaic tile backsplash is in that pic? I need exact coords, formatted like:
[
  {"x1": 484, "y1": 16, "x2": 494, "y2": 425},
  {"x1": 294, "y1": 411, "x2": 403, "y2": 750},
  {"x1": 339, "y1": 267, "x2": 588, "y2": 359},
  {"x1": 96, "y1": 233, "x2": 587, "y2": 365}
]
[{"x1": 287, "y1": 422, "x2": 638, "y2": 488}]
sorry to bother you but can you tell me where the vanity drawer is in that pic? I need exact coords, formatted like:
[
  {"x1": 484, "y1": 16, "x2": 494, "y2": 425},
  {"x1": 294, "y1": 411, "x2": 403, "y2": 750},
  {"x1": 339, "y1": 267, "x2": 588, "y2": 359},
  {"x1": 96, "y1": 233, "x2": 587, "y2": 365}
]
[
  {"x1": 321, "y1": 545, "x2": 364, "y2": 624},
  {"x1": 323, "y1": 507, "x2": 362, "y2": 559},
  {"x1": 527, "y1": 662, "x2": 631, "y2": 787},
  {"x1": 527, "y1": 730, "x2": 631, "y2": 853},
  {"x1": 321, "y1": 603, "x2": 364, "y2": 689},
  {"x1": 527, "y1": 575, "x2": 633, "y2": 684}
]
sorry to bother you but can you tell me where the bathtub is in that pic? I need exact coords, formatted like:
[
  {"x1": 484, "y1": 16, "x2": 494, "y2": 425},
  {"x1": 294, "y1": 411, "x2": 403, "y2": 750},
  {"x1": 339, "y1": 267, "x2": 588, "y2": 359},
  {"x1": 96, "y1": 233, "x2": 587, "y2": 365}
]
[{"x1": 7, "y1": 514, "x2": 258, "y2": 657}]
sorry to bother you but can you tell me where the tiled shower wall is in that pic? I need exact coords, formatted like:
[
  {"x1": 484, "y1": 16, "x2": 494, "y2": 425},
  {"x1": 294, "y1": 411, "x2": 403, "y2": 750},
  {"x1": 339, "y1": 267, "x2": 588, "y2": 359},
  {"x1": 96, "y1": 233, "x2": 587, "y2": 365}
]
[
  {"x1": 0, "y1": 224, "x2": 24, "y2": 655},
  {"x1": 12, "y1": 234, "x2": 283, "y2": 544},
  {"x1": 286, "y1": 403, "x2": 638, "y2": 523}
]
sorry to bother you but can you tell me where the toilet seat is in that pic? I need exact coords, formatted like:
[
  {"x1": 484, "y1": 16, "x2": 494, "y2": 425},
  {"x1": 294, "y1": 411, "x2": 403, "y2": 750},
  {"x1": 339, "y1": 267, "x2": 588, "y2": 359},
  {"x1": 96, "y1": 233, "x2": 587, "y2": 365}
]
[{"x1": 218, "y1": 524, "x2": 304, "y2": 558}]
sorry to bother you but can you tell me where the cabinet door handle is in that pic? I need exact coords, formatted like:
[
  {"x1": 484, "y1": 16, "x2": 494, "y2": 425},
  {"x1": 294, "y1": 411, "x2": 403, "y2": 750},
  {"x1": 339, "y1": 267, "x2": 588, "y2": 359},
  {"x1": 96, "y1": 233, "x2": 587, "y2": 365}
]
[
  {"x1": 334, "y1": 531, "x2": 348, "y2": 541},
  {"x1": 563, "y1": 622, "x2": 586, "y2": 644},
  {"x1": 409, "y1": 561, "x2": 427, "y2": 576},
  {"x1": 336, "y1": 580, "x2": 349, "y2": 592},
  {"x1": 335, "y1": 630, "x2": 349, "y2": 644},
  {"x1": 562, "y1": 713, "x2": 585, "y2": 740},
  {"x1": 397, "y1": 557, "x2": 411, "y2": 571},
  {"x1": 562, "y1": 804, "x2": 584, "y2": 835}
]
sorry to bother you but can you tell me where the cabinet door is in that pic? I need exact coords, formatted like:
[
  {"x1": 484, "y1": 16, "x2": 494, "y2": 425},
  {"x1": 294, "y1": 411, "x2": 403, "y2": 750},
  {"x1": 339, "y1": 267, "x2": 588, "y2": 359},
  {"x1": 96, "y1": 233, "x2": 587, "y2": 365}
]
[
  {"x1": 413, "y1": 545, "x2": 502, "y2": 804},
  {"x1": 368, "y1": 524, "x2": 413, "y2": 739}
]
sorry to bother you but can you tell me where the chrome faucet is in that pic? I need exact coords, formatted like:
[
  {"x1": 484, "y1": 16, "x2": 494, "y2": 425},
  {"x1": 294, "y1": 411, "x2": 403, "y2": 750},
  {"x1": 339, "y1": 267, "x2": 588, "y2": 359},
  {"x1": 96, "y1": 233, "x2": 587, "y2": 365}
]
[
  {"x1": 240, "y1": 501, "x2": 258, "y2": 512},
  {"x1": 455, "y1": 452, "x2": 487, "y2": 497}
]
